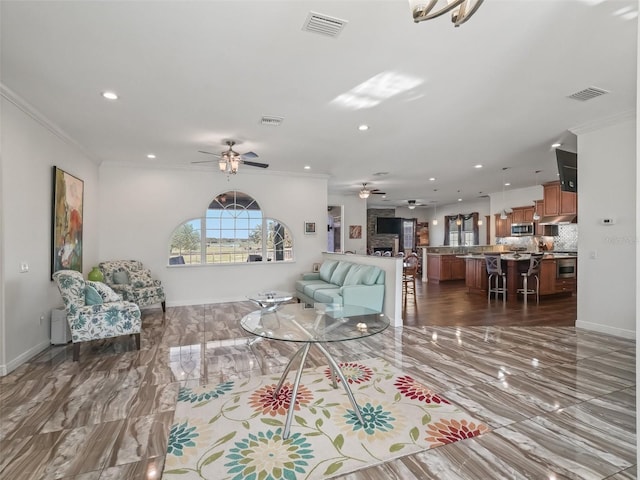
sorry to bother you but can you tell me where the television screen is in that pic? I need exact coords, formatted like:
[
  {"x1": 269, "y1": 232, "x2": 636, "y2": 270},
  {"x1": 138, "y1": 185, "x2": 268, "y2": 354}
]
[
  {"x1": 376, "y1": 217, "x2": 402, "y2": 234},
  {"x1": 556, "y1": 149, "x2": 577, "y2": 193}
]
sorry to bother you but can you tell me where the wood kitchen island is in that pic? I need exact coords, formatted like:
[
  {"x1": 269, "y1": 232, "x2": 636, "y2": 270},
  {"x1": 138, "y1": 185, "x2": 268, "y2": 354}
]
[{"x1": 462, "y1": 254, "x2": 576, "y2": 302}]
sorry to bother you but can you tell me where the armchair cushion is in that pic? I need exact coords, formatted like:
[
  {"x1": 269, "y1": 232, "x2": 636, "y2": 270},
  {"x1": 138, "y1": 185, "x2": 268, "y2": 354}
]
[
  {"x1": 113, "y1": 271, "x2": 130, "y2": 285},
  {"x1": 85, "y1": 285, "x2": 103, "y2": 305},
  {"x1": 87, "y1": 281, "x2": 122, "y2": 302}
]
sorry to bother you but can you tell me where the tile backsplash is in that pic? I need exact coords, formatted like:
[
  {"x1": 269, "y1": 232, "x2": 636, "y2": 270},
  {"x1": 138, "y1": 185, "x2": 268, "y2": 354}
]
[{"x1": 496, "y1": 223, "x2": 578, "y2": 251}]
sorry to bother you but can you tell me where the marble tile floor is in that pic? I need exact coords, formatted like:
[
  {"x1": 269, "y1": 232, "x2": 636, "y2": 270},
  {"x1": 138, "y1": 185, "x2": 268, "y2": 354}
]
[{"x1": 0, "y1": 302, "x2": 635, "y2": 480}]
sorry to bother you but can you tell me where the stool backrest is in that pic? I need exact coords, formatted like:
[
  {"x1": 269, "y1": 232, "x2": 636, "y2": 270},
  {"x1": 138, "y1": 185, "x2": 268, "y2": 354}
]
[
  {"x1": 484, "y1": 253, "x2": 503, "y2": 275},
  {"x1": 527, "y1": 253, "x2": 544, "y2": 275}
]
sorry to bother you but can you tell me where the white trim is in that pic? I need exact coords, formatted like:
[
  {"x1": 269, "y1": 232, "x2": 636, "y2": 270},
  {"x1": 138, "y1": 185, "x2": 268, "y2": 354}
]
[
  {"x1": 0, "y1": 83, "x2": 101, "y2": 165},
  {"x1": 569, "y1": 109, "x2": 635, "y2": 135},
  {"x1": 0, "y1": 340, "x2": 51, "y2": 377},
  {"x1": 575, "y1": 320, "x2": 635, "y2": 340}
]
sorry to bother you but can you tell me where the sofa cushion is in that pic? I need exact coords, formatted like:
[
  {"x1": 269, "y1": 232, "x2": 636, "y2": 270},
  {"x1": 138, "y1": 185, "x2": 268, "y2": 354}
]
[
  {"x1": 304, "y1": 283, "x2": 337, "y2": 298},
  {"x1": 313, "y1": 288, "x2": 343, "y2": 305},
  {"x1": 84, "y1": 285, "x2": 104, "y2": 305},
  {"x1": 295, "y1": 279, "x2": 327, "y2": 294},
  {"x1": 329, "y1": 261, "x2": 353, "y2": 287},
  {"x1": 319, "y1": 260, "x2": 339, "y2": 282},
  {"x1": 343, "y1": 265, "x2": 380, "y2": 286}
]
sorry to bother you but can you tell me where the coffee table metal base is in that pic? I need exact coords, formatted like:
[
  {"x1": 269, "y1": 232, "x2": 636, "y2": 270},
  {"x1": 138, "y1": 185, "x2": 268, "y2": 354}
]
[{"x1": 274, "y1": 342, "x2": 365, "y2": 439}]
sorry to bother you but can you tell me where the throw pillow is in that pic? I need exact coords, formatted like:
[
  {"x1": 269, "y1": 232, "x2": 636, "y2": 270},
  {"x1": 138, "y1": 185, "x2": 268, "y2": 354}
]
[
  {"x1": 128, "y1": 269, "x2": 155, "y2": 288},
  {"x1": 87, "y1": 281, "x2": 122, "y2": 302},
  {"x1": 113, "y1": 271, "x2": 129, "y2": 285},
  {"x1": 85, "y1": 285, "x2": 104, "y2": 305}
]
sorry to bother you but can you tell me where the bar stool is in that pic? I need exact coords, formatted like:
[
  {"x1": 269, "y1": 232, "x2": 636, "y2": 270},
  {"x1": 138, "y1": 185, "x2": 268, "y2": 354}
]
[
  {"x1": 402, "y1": 253, "x2": 419, "y2": 308},
  {"x1": 518, "y1": 253, "x2": 544, "y2": 304},
  {"x1": 484, "y1": 253, "x2": 506, "y2": 302}
]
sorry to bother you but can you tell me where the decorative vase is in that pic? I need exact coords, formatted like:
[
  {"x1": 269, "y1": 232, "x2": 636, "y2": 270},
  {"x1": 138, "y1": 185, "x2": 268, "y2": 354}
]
[{"x1": 87, "y1": 266, "x2": 104, "y2": 282}]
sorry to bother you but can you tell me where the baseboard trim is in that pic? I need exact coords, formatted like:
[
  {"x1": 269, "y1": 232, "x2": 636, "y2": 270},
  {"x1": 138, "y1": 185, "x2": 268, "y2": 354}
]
[
  {"x1": 0, "y1": 340, "x2": 51, "y2": 377},
  {"x1": 575, "y1": 320, "x2": 635, "y2": 340}
]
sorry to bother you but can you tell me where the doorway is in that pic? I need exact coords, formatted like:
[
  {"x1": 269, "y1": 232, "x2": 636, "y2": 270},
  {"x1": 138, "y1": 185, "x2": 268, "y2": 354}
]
[{"x1": 327, "y1": 205, "x2": 343, "y2": 253}]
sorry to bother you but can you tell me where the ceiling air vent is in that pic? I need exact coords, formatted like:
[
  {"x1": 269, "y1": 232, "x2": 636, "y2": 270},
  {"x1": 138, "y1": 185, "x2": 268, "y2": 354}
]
[
  {"x1": 302, "y1": 12, "x2": 347, "y2": 37},
  {"x1": 567, "y1": 86, "x2": 609, "y2": 101},
  {"x1": 260, "y1": 115, "x2": 284, "y2": 126}
]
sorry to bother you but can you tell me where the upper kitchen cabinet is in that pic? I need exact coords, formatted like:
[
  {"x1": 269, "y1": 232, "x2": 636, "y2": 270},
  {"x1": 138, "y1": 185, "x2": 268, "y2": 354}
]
[
  {"x1": 543, "y1": 181, "x2": 577, "y2": 216},
  {"x1": 494, "y1": 213, "x2": 511, "y2": 237},
  {"x1": 511, "y1": 206, "x2": 535, "y2": 224}
]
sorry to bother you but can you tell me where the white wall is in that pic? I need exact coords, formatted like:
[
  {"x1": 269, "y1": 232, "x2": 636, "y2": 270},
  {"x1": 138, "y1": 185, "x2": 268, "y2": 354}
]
[
  {"x1": 1, "y1": 93, "x2": 100, "y2": 374},
  {"x1": 575, "y1": 118, "x2": 636, "y2": 338},
  {"x1": 328, "y1": 193, "x2": 367, "y2": 254},
  {"x1": 99, "y1": 164, "x2": 329, "y2": 305}
]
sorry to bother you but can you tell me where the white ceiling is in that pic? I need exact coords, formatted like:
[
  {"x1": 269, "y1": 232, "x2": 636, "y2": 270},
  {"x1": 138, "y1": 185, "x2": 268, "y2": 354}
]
[{"x1": 1, "y1": 0, "x2": 637, "y2": 208}]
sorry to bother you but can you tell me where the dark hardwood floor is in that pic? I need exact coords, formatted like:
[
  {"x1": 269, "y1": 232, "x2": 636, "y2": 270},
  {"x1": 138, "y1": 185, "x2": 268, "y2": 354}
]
[{"x1": 402, "y1": 279, "x2": 577, "y2": 328}]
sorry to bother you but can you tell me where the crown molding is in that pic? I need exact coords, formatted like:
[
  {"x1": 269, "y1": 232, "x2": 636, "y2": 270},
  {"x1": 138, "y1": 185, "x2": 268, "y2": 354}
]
[
  {"x1": 0, "y1": 83, "x2": 101, "y2": 165},
  {"x1": 569, "y1": 109, "x2": 636, "y2": 135}
]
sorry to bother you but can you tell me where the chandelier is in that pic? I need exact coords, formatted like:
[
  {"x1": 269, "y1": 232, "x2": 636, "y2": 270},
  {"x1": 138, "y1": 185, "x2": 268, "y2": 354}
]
[
  {"x1": 359, "y1": 186, "x2": 371, "y2": 199},
  {"x1": 409, "y1": 0, "x2": 484, "y2": 27}
]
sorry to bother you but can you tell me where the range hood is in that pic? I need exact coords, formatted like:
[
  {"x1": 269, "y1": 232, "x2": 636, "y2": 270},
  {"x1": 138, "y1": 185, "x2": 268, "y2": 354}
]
[{"x1": 538, "y1": 214, "x2": 577, "y2": 225}]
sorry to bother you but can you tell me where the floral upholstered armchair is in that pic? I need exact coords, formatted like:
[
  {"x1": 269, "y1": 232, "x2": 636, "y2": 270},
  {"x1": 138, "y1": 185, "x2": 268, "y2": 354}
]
[
  {"x1": 99, "y1": 260, "x2": 166, "y2": 312},
  {"x1": 52, "y1": 269, "x2": 142, "y2": 361}
]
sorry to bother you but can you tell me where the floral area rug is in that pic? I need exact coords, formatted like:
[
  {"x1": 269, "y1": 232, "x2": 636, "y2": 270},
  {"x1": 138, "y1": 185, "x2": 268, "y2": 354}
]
[{"x1": 163, "y1": 357, "x2": 489, "y2": 479}]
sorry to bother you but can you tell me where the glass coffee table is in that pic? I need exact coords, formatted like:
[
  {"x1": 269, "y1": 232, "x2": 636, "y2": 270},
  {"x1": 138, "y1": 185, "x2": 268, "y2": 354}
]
[
  {"x1": 240, "y1": 302, "x2": 390, "y2": 439},
  {"x1": 246, "y1": 290, "x2": 293, "y2": 309}
]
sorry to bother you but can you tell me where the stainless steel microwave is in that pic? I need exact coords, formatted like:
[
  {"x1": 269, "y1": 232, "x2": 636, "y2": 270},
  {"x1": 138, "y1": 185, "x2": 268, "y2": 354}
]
[{"x1": 511, "y1": 223, "x2": 534, "y2": 236}]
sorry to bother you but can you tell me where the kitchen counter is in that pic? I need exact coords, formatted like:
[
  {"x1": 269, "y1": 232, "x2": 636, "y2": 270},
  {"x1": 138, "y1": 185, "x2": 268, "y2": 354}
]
[{"x1": 463, "y1": 254, "x2": 576, "y2": 301}]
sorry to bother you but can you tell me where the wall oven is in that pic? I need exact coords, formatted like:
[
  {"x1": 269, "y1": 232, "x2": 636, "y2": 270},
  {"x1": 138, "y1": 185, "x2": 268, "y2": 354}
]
[
  {"x1": 556, "y1": 258, "x2": 577, "y2": 278},
  {"x1": 510, "y1": 223, "x2": 534, "y2": 236}
]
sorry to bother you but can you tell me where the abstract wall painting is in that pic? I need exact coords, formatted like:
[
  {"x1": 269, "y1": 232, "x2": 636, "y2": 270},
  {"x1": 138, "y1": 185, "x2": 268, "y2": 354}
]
[{"x1": 52, "y1": 166, "x2": 84, "y2": 276}]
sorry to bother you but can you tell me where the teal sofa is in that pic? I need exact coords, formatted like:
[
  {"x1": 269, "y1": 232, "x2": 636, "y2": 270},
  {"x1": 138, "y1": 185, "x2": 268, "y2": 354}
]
[{"x1": 295, "y1": 259, "x2": 385, "y2": 312}]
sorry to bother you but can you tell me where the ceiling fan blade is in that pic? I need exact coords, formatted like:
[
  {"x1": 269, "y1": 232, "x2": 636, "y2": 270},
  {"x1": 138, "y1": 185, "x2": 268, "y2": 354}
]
[
  {"x1": 241, "y1": 160, "x2": 269, "y2": 168},
  {"x1": 198, "y1": 150, "x2": 222, "y2": 157},
  {"x1": 371, "y1": 190, "x2": 386, "y2": 195},
  {"x1": 191, "y1": 159, "x2": 216, "y2": 164},
  {"x1": 241, "y1": 151, "x2": 258, "y2": 159}
]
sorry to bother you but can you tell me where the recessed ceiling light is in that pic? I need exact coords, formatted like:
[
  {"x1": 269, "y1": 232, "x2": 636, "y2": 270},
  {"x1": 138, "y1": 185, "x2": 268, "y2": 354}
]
[
  {"x1": 358, "y1": 124, "x2": 369, "y2": 131},
  {"x1": 474, "y1": 164, "x2": 483, "y2": 169},
  {"x1": 429, "y1": 177, "x2": 436, "y2": 181},
  {"x1": 101, "y1": 91, "x2": 118, "y2": 100},
  {"x1": 458, "y1": 198, "x2": 462, "y2": 202},
  {"x1": 551, "y1": 142, "x2": 562, "y2": 148},
  {"x1": 147, "y1": 154, "x2": 156, "y2": 159},
  {"x1": 504, "y1": 182, "x2": 511, "y2": 186},
  {"x1": 304, "y1": 165, "x2": 311, "y2": 170}
]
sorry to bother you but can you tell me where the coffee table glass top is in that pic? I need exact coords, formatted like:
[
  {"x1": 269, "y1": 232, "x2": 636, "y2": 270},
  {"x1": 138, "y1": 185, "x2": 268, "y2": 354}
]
[{"x1": 240, "y1": 303, "x2": 389, "y2": 343}]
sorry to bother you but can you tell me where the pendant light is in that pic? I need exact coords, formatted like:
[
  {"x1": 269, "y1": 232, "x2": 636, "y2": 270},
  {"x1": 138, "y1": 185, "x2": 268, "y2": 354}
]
[
  {"x1": 432, "y1": 203, "x2": 438, "y2": 226},
  {"x1": 500, "y1": 167, "x2": 508, "y2": 220},
  {"x1": 532, "y1": 170, "x2": 541, "y2": 221}
]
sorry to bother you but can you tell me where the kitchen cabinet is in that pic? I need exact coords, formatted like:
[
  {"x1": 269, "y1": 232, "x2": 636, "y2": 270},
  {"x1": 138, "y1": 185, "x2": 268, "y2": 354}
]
[
  {"x1": 511, "y1": 206, "x2": 535, "y2": 224},
  {"x1": 465, "y1": 257, "x2": 488, "y2": 293},
  {"x1": 494, "y1": 213, "x2": 511, "y2": 237},
  {"x1": 427, "y1": 254, "x2": 465, "y2": 283},
  {"x1": 543, "y1": 181, "x2": 577, "y2": 216},
  {"x1": 539, "y1": 259, "x2": 557, "y2": 295}
]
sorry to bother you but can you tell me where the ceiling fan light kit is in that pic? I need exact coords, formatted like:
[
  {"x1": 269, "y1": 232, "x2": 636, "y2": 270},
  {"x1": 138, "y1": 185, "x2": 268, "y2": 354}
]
[{"x1": 409, "y1": 0, "x2": 484, "y2": 27}]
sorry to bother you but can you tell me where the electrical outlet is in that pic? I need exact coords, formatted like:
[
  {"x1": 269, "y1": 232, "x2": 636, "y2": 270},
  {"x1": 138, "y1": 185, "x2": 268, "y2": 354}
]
[
  {"x1": 589, "y1": 250, "x2": 597, "y2": 260},
  {"x1": 20, "y1": 261, "x2": 29, "y2": 273}
]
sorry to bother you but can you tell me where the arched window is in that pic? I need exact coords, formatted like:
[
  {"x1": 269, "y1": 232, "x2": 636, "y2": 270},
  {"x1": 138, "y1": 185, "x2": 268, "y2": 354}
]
[{"x1": 168, "y1": 191, "x2": 294, "y2": 265}]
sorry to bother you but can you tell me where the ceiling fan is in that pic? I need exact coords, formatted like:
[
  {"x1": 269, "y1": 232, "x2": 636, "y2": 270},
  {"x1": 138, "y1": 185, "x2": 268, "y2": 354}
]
[
  {"x1": 358, "y1": 183, "x2": 386, "y2": 199},
  {"x1": 193, "y1": 140, "x2": 269, "y2": 174},
  {"x1": 406, "y1": 199, "x2": 426, "y2": 210}
]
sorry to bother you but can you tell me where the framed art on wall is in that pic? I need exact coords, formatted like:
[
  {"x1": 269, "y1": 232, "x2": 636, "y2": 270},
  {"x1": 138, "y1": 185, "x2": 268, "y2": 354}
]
[
  {"x1": 52, "y1": 166, "x2": 84, "y2": 277},
  {"x1": 304, "y1": 222, "x2": 316, "y2": 235},
  {"x1": 349, "y1": 225, "x2": 362, "y2": 239}
]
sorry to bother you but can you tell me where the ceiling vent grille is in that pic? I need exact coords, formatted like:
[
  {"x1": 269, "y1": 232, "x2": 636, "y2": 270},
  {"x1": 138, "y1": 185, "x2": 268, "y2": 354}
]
[
  {"x1": 260, "y1": 115, "x2": 284, "y2": 126},
  {"x1": 567, "y1": 86, "x2": 609, "y2": 101},
  {"x1": 302, "y1": 12, "x2": 347, "y2": 37}
]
